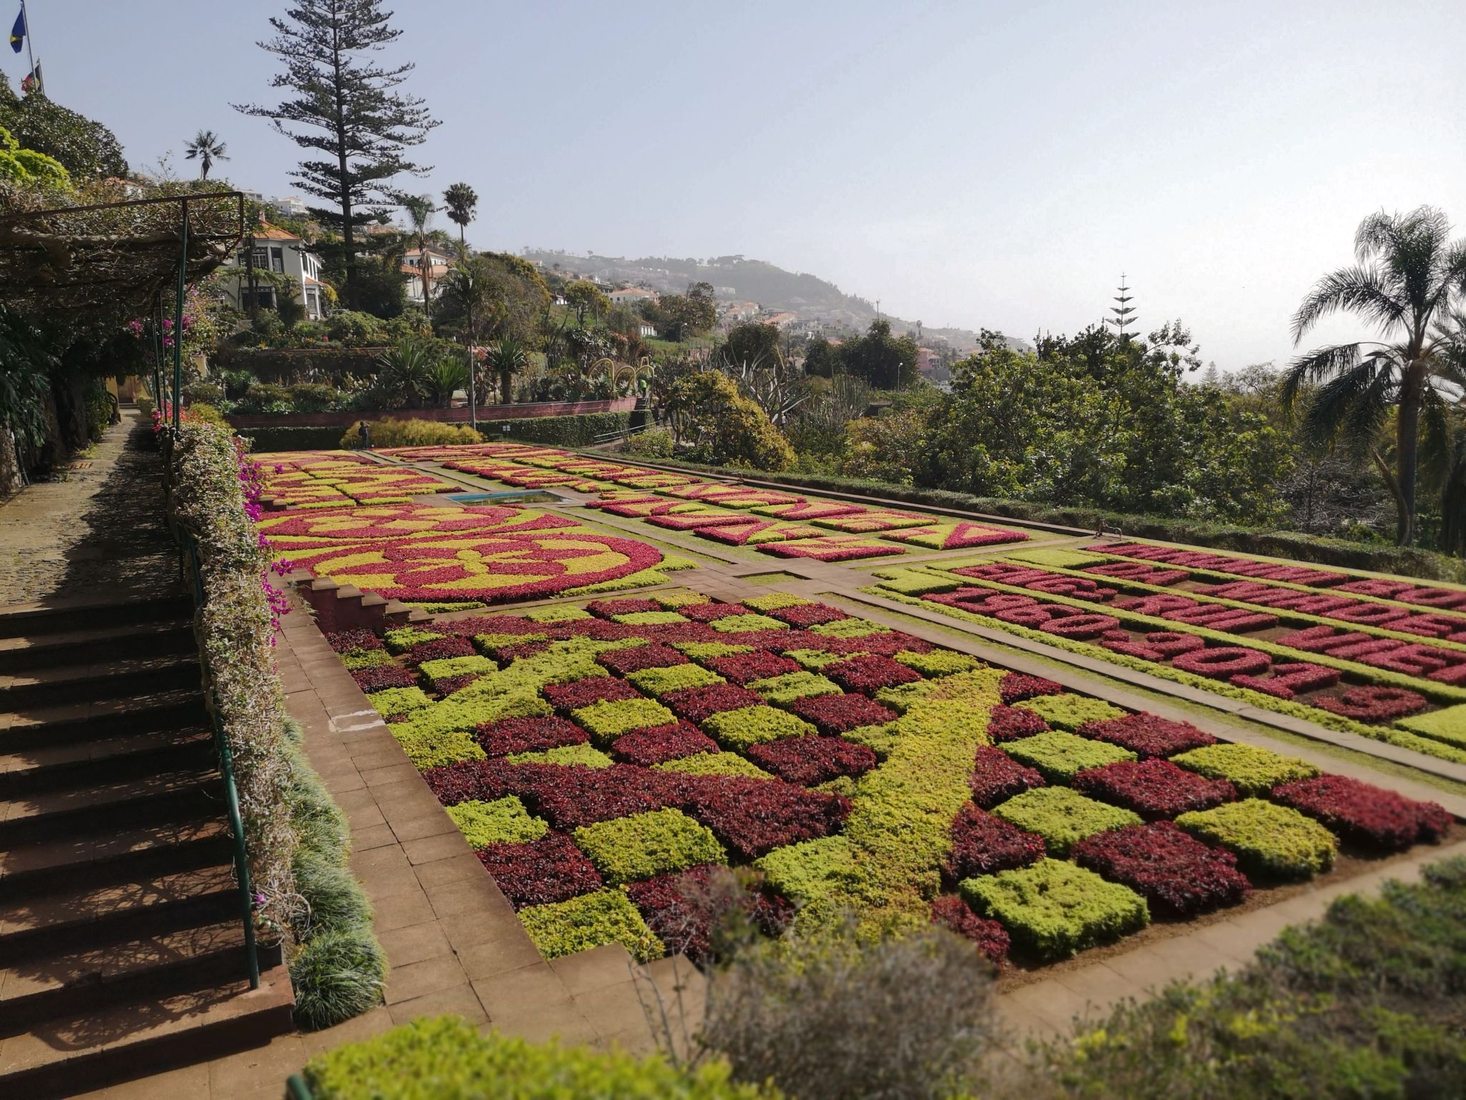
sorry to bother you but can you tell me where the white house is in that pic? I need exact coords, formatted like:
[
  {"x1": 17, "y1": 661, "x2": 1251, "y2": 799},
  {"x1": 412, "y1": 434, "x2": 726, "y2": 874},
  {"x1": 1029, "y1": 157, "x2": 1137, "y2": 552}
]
[
  {"x1": 222, "y1": 222, "x2": 326, "y2": 320},
  {"x1": 609, "y1": 286, "x2": 658, "y2": 308},
  {"x1": 402, "y1": 245, "x2": 455, "y2": 304}
]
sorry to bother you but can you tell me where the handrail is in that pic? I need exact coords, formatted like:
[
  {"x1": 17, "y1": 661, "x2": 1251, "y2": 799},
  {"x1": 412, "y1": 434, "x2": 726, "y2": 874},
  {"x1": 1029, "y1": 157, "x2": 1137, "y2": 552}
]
[{"x1": 171, "y1": 507, "x2": 262, "y2": 990}]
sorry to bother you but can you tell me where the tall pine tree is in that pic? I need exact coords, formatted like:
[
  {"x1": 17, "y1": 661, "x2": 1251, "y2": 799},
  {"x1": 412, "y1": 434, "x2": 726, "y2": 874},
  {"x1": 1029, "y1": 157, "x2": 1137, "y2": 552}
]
[{"x1": 235, "y1": 0, "x2": 438, "y2": 309}]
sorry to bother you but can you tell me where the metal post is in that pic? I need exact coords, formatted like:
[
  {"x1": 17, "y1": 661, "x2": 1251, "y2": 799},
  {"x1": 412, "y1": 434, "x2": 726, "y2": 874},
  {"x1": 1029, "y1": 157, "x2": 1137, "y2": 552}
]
[
  {"x1": 466, "y1": 281, "x2": 478, "y2": 435},
  {"x1": 172, "y1": 198, "x2": 189, "y2": 431}
]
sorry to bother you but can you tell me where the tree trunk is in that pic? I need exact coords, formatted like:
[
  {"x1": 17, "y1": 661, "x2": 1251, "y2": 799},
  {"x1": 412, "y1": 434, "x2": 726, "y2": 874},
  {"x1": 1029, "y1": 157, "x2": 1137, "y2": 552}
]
[
  {"x1": 500, "y1": 368, "x2": 511, "y2": 405},
  {"x1": 1395, "y1": 361, "x2": 1427, "y2": 545}
]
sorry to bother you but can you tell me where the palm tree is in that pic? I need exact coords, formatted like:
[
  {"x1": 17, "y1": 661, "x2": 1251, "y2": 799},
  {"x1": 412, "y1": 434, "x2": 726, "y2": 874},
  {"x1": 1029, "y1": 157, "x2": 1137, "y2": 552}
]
[
  {"x1": 486, "y1": 336, "x2": 530, "y2": 405},
  {"x1": 1284, "y1": 207, "x2": 1466, "y2": 545},
  {"x1": 442, "y1": 183, "x2": 478, "y2": 250},
  {"x1": 402, "y1": 195, "x2": 437, "y2": 305},
  {"x1": 183, "y1": 130, "x2": 228, "y2": 180}
]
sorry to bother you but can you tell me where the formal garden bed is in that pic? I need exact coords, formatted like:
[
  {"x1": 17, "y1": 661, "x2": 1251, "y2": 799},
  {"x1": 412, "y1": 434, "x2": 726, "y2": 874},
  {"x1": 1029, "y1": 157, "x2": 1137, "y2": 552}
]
[{"x1": 322, "y1": 591, "x2": 1453, "y2": 972}]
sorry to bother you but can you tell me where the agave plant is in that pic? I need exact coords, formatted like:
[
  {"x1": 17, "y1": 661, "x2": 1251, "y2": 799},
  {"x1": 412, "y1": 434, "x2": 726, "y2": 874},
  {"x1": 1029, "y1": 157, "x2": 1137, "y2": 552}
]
[{"x1": 372, "y1": 339, "x2": 438, "y2": 409}]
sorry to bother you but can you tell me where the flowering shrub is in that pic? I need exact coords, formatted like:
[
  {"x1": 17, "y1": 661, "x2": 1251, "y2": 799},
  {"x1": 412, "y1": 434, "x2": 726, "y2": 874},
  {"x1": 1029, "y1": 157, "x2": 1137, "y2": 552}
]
[
  {"x1": 1171, "y1": 743, "x2": 1318, "y2": 797},
  {"x1": 944, "y1": 805, "x2": 1045, "y2": 879},
  {"x1": 745, "y1": 736, "x2": 878, "y2": 786},
  {"x1": 825, "y1": 654, "x2": 923, "y2": 694},
  {"x1": 1078, "y1": 713, "x2": 1217, "y2": 758},
  {"x1": 1271, "y1": 775, "x2": 1451, "y2": 850},
  {"x1": 1177, "y1": 799, "x2": 1337, "y2": 879},
  {"x1": 476, "y1": 716, "x2": 587, "y2": 757},
  {"x1": 786, "y1": 693, "x2": 897, "y2": 734},
  {"x1": 1074, "y1": 758, "x2": 1236, "y2": 819},
  {"x1": 960, "y1": 860, "x2": 1148, "y2": 959},
  {"x1": 991, "y1": 787, "x2": 1143, "y2": 856},
  {"x1": 1072, "y1": 821, "x2": 1250, "y2": 917},
  {"x1": 610, "y1": 721, "x2": 720, "y2": 765},
  {"x1": 969, "y1": 746, "x2": 1046, "y2": 808}
]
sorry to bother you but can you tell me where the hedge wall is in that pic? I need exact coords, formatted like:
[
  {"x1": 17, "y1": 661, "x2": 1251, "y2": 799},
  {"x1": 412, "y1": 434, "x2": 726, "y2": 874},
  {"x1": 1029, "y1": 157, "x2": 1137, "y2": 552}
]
[
  {"x1": 241, "y1": 412, "x2": 637, "y2": 453},
  {"x1": 238, "y1": 425, "x2": 347, "y2": 452}
]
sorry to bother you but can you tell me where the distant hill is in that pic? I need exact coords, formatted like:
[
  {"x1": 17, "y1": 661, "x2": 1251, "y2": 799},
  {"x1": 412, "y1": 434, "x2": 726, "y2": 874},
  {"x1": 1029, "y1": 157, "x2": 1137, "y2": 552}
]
[{"x1": 521, "y1": 248, "x2": 1025, "y2": 353}]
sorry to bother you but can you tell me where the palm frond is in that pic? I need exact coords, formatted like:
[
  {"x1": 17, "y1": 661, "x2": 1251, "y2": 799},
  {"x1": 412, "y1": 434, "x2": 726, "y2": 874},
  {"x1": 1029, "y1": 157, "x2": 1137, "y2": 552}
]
[
  {"x1": 1301, "y1": 352, "x2": 1395, "y2": 456},
  {"x1": 1281, "y1": 342, "x2": 1367, "y2": 414},
  {"x1": 1290, "y1": 267, "x2": 1404, "y2": 344}
]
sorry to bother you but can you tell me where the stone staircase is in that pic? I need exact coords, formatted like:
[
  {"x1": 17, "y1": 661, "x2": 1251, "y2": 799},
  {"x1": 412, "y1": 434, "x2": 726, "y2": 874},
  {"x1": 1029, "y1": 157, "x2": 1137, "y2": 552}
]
[{"x1": 0, "y1": 594, "x2": 295, "y2": 1097}]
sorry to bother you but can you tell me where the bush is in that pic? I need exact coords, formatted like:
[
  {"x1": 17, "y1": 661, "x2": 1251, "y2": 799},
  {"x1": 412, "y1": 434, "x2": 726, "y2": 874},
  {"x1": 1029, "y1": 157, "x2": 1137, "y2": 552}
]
[
  {"x1": 991, "y1": 787, "x2": 1142, "y2": 856},
  {"x1": 573, "y1": 808, "x2": 727, "y2": 885},
  {"x1": 290, "y1": 925, "x2": 389, "y2": 1032},
  {"x1": 573, "y1": 697, "x2": 679, "y2": 742},
  {"x1": 288, "y1": 382, "x2": 340, "y2": 412},
  {"x1": 1072, "y1": 821, "x2": 1251, "y2": 917},
  {"x1": 624, "y1": 425, "x2": 675, "y2": 458},
  {"x1": 302, "y1": 1015, "x2": 774, "y2": 1099},
  {"x1": 1270, "y1": 774, "x2": 1451, "y2": 851},
  {"x1": 667, "y1": 371, "x2": 796, "y2": 471},
  {"x1": 478, "y1": 832, "x2": 603, "y2": 908},
  {"x1": 1078, "y1": 712, "x2": 1219, "y2": 758},
  {"x1": 1002, "y1": 730, "x2": 1137, "y2": 782},
  {"x1": 700, "y1": 921, "x2": 999, "y2": 1100},
  {"x1": 960, "y1": 860, "x2": 1149, "y2": 958},
  {"x1": 1015, "y1": 693, "x2": 1127, "y2": 731},
  {"x1": 519, "y1": 888, "x2": 665, "y2": 962},
  {"x1": 341, "y1": 418, "x2": 482, "y2": 449},
  {"x1": 703, "y1": 705, "x2": 818, "y2": 748},
  {"x1": 1171, "y1": 743, "x2": 1318, "y2": 797},
  {"x1": 945, "y1": 804, "x2": 1046, "y2": 879},
  {"x1": 446, "y1": 796, "x2": 548, "y2": 848},
  {"x1": 970, "y1": 745, "x2": 1047, "y2": 808},
  {"x1": 1073, "y1": 758, "x2": 1237, "y2": 819},
  {"x1": 234, "y1": 425, "x2": 345, "y2": 451},
  {"x1": 1177, "y1": 799, "x2": 1337, "y2": 879}
]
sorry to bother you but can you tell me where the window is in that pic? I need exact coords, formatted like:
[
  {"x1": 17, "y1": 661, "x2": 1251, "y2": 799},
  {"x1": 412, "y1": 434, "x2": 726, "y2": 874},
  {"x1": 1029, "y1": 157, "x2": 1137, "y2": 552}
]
[
  {"x1": 251, "y1": 246, "x2": 269, "y2": 268},
  {"x1": 271, "y1": 247, "x2": 285, "y2": 273}
]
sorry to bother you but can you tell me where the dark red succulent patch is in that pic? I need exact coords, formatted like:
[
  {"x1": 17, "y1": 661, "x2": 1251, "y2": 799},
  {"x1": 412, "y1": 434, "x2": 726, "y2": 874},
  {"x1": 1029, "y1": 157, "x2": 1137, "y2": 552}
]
[
  {"x1": 944, "y1": 804, "x2": 1045, "y2": 880},
  {"x1": 1271, "y1": 774, "x2": 1452, "y2": 850},
  {"x1": 745, "y1": 735, "x2": 878, "y2": 786},
  {"x1": 478, "y1": 832, "x2": 603, "y2": 909},
  {"x1": 351, "y1": 664, "x2": 420, "y2": 693},
  {"x1": 476, "y1": 715, "x2": 588, "y2": 757},
  {"x1": 587, "y1": 597, "x2": 663, "y2": 618},
  {"x1": 1079, "y1": 712, "x2": 1217, "y2": 758},
  {"x1": 824, "y1": 654, "x2": 923, "y2": 694},
  {"x1": 327, "y1": 629, "x2": 383, "y2": 653},
  {"x1": 662, "y1": 682, "x2": 764, "y2": 723},
  {"x1": 1073, "y1": 821, "x2": 1250, "y2": 918},
  {"x1": 930, "y1": 895, "x2": 1009, "y2": 964},
  {"x1": 986, "y1": 704, "x2": 1050, "y2": 743},
  {"x1": 1313, "y1": 685, "x2": 1429, "y2": 722},
  {"x1": 785, "y1": 693, "x2": 897, "y2": 734},
  {"x1": 541, "y1": 675, "x2": 642, "y2": 711},
  {"x1": 609, "y1": 721, "x2": 719, "y2": 766},
  {"x1": 1073, "y1": 758, "x2": 1236, "y2": 819},
  {"x1": 765, "y1": 603, "x2": 850, "y2": 628},
  {"x1": 704, "y1": 650, "x2": 800, "y2": 685},
  {"x1": 969, "y1": 745, "x2": 1045, "y2": 808},
  {"x1": 512, "y1": 763, "x2": 677, "y2": 829},
  {"x1": 406, "y1": 635, "x2": 477, "y2": 663},
  {"x1": 999, "y1": 672, "x2": 1065, "y2": 704}
]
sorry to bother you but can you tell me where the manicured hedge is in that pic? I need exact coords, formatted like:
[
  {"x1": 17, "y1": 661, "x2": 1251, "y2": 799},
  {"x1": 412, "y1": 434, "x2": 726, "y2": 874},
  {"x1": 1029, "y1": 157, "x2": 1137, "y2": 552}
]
[
  {"x1": 970, "y1": 745, "x2": 1046, "y2": 808},
  {"x1": 663, "y1": 683, "x2": 766, "y2": 722},
  {"x1": 1002, "y1": 730, "x2": 1137, "y2": 782},
  {"x1": 519, "y1": 888, "x2": 665, "y2": 962},
  {"x1": 746, "y1": 670, "x2": 842, "y2": 705},
  {"x1": 1073, "y1": 758, "x2": 1236, "y2": 819},
  {"x1": 945, "y1": 804, "x2": 1045, "y2": 879},
  {"x1": 301, "y1": 1015, "x2": 774, "y2": 1099},
  {"x1": 626, "y1": 662, "x2": 726, "y2": 697},
  {"x1": 573, "y1": 808, "x2": 726, "y2": 885},
  {"x1": 703, "y1": 705, "x2": 818, "y2": 748},
  {"x1": 446, "y1": 796, "x2": 547, "y2": 848},
  {"x1": 992, "y1": 787, "x2": 1143, "y2": 855},
  {"x1": 1271, "y1": 774, "x2": 1452, "y2": 851},
  {"x1": 705, "y1": 650, "x2": 800, "y2": 684},
  {"x1": 786, "y1": 692, "x2": 897, "y2": 734},
  {"x1": 961, "y1": 859, "x2": 1149, "y2": 958},
  {"x1": 745, "y1": 735, "x2": 878, "y2": 786},
  {"x1": 610, "y1": 721, "x2": 719, "y2": 765},
  {"x1": 1177, "y1": 799, "x2": 1338, "y2": 879},
  {"x1": 930, "y1": 894, "x2": 1010, "y2": 964},
  {"x1": 478, "y1": 832, "x2": 604, "y2": 908},
  {"x1": 1073, "y1": 820, "x2": 1250, "y2": 917},
  {"x1": 1079, "y1": 712, "x2": 1218, "y2": 758},
  {"x1": 1172, "y1": 743, "x2": 1319, "y2": 797},
  {"x1": 654, "y1": 751, "x2": 774, "y2": 779},
  {"x1": 1015, "y1": 692, "x2": 1128, "y2": 731},
  {"x1": 572, "y1": 697, "x2": 678, "y2": 741}
]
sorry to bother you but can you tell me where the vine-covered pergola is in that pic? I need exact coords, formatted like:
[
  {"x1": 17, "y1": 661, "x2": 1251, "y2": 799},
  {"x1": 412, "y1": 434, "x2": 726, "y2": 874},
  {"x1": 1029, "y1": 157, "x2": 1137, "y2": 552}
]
[{"x1": 0, "y1": 189, "x2": 245, "y2": 428}]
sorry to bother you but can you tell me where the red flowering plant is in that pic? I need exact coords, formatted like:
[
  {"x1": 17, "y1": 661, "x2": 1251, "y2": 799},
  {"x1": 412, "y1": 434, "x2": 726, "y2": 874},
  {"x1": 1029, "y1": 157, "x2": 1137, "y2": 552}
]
[
  {"x1": 824, "y1": 654, "x2": 923, "y2": 694},
  {"x1": 745, "y1": 736, "x2": 878, "y2": 786},
  {"x1": 986, "y1": 705, "x2": 1051, "y2": 743},
  {"x1": 476, "y1": 716, "x2": 588, "y2": 757},
  {"x1": 478, "y1": 832, "x2": 604, "y2": 909},
  {"x1": 969, "y1": 745, "x2": 1046, "y2": 808},
  {"x1": 1072, "y1": 821, "x2": 1250, "y2": 918},
  {"x1": 943, "y1": 804, "x2": 1045, "y2": 880},
  {"x1": 1270, "y1": 774, "x2": 1451, "y2": 850},
  {"x1": 1073, "y1": 758, "x2": 1236, "y2": 819},
  {"x1": 610, "y1": 721, "x2": 720, "y2": 766},
  {"x1": 930, "y1": 895, "x2": 1009, "y2": 965}
]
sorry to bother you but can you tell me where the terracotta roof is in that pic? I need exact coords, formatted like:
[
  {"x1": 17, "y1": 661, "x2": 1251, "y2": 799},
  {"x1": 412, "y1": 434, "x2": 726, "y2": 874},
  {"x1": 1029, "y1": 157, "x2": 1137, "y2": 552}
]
[{"x1": 253, "y1": 223, "x2": 302, "y2": 241}]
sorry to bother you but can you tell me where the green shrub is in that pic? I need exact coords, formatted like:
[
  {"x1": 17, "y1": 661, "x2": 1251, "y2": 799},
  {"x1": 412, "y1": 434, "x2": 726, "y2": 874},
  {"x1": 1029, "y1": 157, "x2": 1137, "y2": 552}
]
[
  {"x1": 290, "y1": 925, "x2": 388, "y2": 1031},
  {"x1": 235, "y1": 425, "x2": 346, "y2": 452},
  {"x1": 677, "y1": 641, "x2": 756, "y2": 660},
  {"x1": 992, "y1": 787, "x2": 1142, "y2": 856},
  {"x1": 624, "y1": 425, "x2": 676, "y2": 459},
  {"x1": 341, "y1": 418, "x2": 482, "y2": 449},
  {"x1": 418, "y1": 654, "x2": 496, "y2": 690},
  {"x1": 572, "y1": 697, "x2": 678, "y2": 741},
  {"x1": 301, "y1": 1015, "x2": 774, "y2": 1099},
  {"x1": 446, "y1": 797, "x2": 548, "y2": 848},
  {"x1": 755, "y1": 836, "x2": 861, "y2": 907},
  {"x1": 704, "y1": 705, "x2": 818, "y2": 748},
  {"x1": 711, "y1": 612, "x2": 791, "y2": 634},
  {"x1": 1003, "y1": 731, "x2": 1137, "y2": 782},
  {"x1": 288, "y1": 382, "x2": 341, "y2": 412},
  {"x1": 484, "y1": 411, "x2": 634, "y2": 447},
  {"x1": 519, "y1": 889, "x2": 665, "y2": 962},
  {"x1": 961, "y1": 860, "x2": 1149, "y2": 958},
  {"x1": 748, "y1": 670, "x2": 842, "y2": 705},
  {"x1": 893, "y1": 648, "x2": 984, "y2": 677},
  {"x1": 367, "y1": 686, "x2": 434, "y2": 718},
  {"x1": 524, "y1": 605, "x2": 594, "y2": 623},
  {"x1": 742, "y1": 593, "x2": 811, "y2": 611},
  {"x1": 1177, "y1": 799, "x2": 1337, "y2": 879},
  {"x1": 507, "y1": 744, "x2": 615, "y2": 768},
  {"x1": 655, "y1": 751, "x2": 774, "y2": 779},
  {"x1": 385, "y1": 626, "x2": 444, "y2": 653},
  {"x1": 1016, "y1": 693, "x2": 1128, "y2": 731},
  {"x1": 574, "y1": 808, "x2": 727, "y2": 885},
  {"x1": 1397, "y1": 704, "x2": 1466, "y2": 749},
  {"x1": 627, "y1": 662, "x2": 726, "y2": 696},
  {"x1": 1171, "y1": 744, "x2": 1318, "y2": 797}
]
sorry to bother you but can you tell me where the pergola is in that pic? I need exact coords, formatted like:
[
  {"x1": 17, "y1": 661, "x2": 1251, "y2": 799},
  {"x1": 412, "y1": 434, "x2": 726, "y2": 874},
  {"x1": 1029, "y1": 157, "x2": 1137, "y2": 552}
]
[{"x1": 0, "y1": 189, "x2": 246, "y2": 429}]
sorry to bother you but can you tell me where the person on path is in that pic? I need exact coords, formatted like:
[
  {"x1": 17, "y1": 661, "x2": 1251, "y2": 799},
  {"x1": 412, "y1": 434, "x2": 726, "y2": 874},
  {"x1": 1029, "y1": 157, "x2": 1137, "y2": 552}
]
[{"x1": 358, "y1": 420, "x2": 371, "y2": 450}]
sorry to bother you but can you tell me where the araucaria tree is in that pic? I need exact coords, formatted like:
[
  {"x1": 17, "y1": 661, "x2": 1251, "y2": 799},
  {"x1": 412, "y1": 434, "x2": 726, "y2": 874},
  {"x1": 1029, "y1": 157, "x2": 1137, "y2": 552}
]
[
  {"x1": 235, "y1": 0, "x2": 438, "y2": 309},
  {"x1": 1285, "y1": 207, "x2": 1466, "y2": 546}
]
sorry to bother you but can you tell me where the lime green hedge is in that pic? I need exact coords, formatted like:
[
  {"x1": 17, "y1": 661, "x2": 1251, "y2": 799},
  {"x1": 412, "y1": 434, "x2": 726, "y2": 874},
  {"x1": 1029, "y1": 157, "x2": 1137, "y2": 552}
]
[
  {"x1": 573, "y1": 808, "x2": 727, "y2": 885},
  {"x1": 655, "y1": 752, "x2": 774, "y2": 779},
  {"x1": 1397, "y1": 704, "x2": 1466, "y2": 749},
  {"x1": 1171, "y1": 744, "x2": 1319, "y2": 797},
  {"x1": 1015, "y1": 693, "x2": 1128, "y2": 731},
  {"x1": 299, "y1": 1015, "x2": 777, "y2": 1099},
  {"x1": 1177, "y1": 799, "x2": 1337, "y2": 879},
  {"x1": 749, "y1": 670, "x2": 842, "y2": 705},
  {"x1": 704, "y1": 705, "x2": 818, "y2": 748},
  {"x1": 626, "y1": 662, "x2": 725, "y2": 697},
  {"x1": 711, "y1": 612, "x2": 790, "y2": 634},
  {"x1": 519, "y1": 890, "x2": 665, "y2": 962},
  {"x1": 446, "y1": 797, "x2": 547, "y2": 848},
  {"x1": 418, "y1": 655, "x2": 496, "y2": 691},
  {"x1": 1003, "y1": 730, "x2": 1137, "y2": 782},
  {"x1": 507, "y1": 744, "x2": 614, "y2": 768},
  {"x1": 893, "y1": 648, "x2": 984, "y2": 677},
  {"x1": 572, "y1": 697, "x2": 678, "y2": 741},
  {"x1": 993, "y1": 787, "x2": 1143, "y2": 856},
  {"x1": 961, "y1": 860, "x2": 1149, "y2": 958}
]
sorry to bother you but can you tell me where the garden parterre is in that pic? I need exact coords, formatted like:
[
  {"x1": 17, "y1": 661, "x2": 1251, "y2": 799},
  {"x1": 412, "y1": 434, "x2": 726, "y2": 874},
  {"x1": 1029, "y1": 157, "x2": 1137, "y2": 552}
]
[{"x1": 328, "y1": 592, "x2": 1452, "y2": 970}]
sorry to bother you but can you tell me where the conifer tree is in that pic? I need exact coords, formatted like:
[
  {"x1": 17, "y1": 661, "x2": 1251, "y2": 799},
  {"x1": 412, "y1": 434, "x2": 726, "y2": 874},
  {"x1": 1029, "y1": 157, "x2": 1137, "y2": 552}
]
[{"x1": 235, "y1": 0, "x2": 438, "y2": 308}]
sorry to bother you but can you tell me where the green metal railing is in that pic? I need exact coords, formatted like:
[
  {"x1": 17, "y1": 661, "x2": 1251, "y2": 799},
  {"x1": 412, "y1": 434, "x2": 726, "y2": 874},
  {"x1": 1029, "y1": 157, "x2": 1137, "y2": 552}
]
[{"x1": 176, "y1": 522, "x2": 262, "y2": 990}]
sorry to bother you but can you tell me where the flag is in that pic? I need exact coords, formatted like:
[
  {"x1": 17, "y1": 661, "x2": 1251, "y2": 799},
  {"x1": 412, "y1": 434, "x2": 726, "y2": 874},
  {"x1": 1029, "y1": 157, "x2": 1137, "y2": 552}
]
[
  {"x1": 8, "y1": 6, "x2": 23, "y2": 54},
  {"x1": 20, "y1": 61, "x2": 39, "y2": 95}
]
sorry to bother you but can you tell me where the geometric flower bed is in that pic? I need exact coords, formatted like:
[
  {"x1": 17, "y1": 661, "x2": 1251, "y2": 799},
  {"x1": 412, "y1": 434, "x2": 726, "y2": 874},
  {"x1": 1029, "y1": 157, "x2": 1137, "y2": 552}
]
[
  {"x1": 255, "y1": 450, "x2": 464, "y2": 507},
  {"x1": 873, "y1": 562, "x2": 1466, "y2": 765},
  {"x1": 328, "y1": 592, "x2": 1453, "y2": 970}
]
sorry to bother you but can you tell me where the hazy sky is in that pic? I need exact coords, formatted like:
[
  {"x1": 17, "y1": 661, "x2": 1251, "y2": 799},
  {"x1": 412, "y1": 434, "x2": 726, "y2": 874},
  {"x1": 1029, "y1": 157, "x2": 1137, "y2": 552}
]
[{"x1": 11, "y1": 0, "x2": 1465, "y2": 368}]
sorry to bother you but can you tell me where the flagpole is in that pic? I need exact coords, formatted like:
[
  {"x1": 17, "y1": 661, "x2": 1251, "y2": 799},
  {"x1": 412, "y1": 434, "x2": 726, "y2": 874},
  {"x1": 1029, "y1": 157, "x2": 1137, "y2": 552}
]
[{"x1": 19, "y1": 0, "x2": 36, "y2": 92}]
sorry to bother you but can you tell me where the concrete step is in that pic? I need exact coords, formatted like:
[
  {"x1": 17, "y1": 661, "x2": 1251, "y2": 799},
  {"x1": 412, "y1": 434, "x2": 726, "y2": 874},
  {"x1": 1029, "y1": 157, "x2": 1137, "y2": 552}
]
[
  {"x1": 0, "y1": 620, "x2": 195, "y2": 674},
  {"x1": 0, "y1": 594, "x2": 192, "y2": 640},
  {"x1": 0, "y1": 918, "x2": 268, "y2": 1038},
  {"x1": 0, "y1": 654, "x2": 200, "y2": 711},
  {"x1": 0, "y1": 864, "x2": 239, "y2": 961},
  {"x1": 0, "y1": 961, "x2": 293, "y2": 1099},
  {"x1": 0, "y1": 726, "x2": 214, "y2": 799},
  {"x1": 0, "y1": 818, "x2": 234, "y2": 903},
  {"x1": 0, "y1": 687, "x2": 208, "y2": 752},
  {"x1": 0, "y1": 766, "x2": 220, "y2": 845}
]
